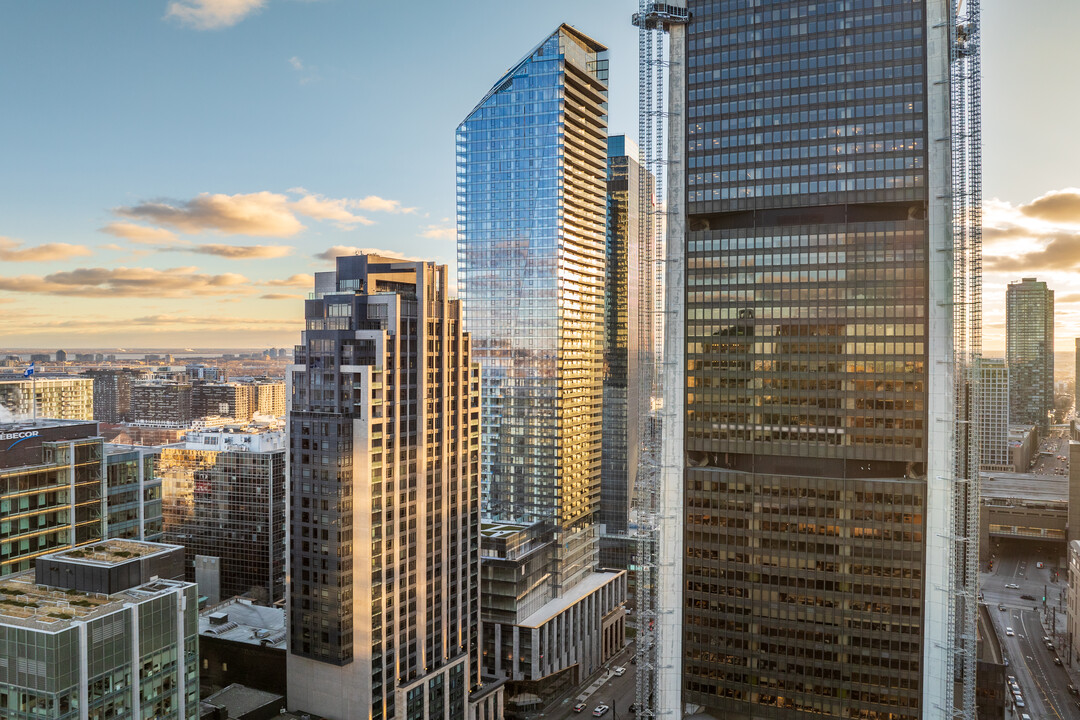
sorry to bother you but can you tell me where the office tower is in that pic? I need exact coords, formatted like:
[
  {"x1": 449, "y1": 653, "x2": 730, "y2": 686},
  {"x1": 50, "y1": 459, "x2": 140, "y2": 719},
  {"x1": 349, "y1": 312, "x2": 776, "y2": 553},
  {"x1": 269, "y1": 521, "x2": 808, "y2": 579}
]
[
  {"x1": 1076, "y1": 338, "x2": 1080, "y2": 411},
  {"x1": 458, "y1": 25, "x2": 628, "y2": 695},
  {"x1": 0, "y1": 420, "x2": 104, "y2": 575},
  {"x1": 105, "y1": 443, "x2": 164, "y2": 541},
  {"x1": 287, "y1": 255, "x2": 487, "y2": 720},
  {"x1": 0, "y1": 375, "x2": 94, "y2": 420},
  {"x1": 158, "y1": 426, "x2": 286, "y2": 605},
  {"x1": 87, "y1": 368, "x2": 139, "y2": 423},
  {"x1": 192, "y1": 382, "x2": 253, "y2": 420},
  {"x1": 599, "y1": 135, "x2": 650, "y2": 569},
  {"x1": 55, "y1": 349, "x2": 66, "y2": 363},
  {"x1": 458, "y1": 21, "x2": 607, "y2": 588},
  {"x1": 130, "y1": 381, "x2": 193, "y2": 425},
  {"x1": 671, "y1": 1, "x2": 979, "y2": 717},
  {"x1": 1006, "y1": 277, "x2": 1054, "y2": 434},
  {"x1": 0, "y1": 540, "x2": 198, "y2": 720},
  {"x1": 30, "y1": 353, "x2": 50, "y2": 363},
  {"x1": 978, "y1": 358, "x2": 1010, "y2": 470}
]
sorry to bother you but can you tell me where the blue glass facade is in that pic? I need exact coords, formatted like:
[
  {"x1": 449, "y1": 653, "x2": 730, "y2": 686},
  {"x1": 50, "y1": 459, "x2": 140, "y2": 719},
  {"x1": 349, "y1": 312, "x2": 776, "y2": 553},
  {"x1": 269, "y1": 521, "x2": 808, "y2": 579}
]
[{"x1": 457, "y1": 25, "x2": 608, "y2": 587}]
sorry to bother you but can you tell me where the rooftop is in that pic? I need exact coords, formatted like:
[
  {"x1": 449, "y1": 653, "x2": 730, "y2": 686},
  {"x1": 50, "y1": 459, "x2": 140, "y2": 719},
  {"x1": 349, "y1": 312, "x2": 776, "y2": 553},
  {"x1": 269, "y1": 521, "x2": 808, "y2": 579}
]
[
  {"x1": 980, "y1": 471, "x2": 1067, "y2": 505},
  {"x1": 199, "y1": 597, "x2": 286, "y2": 648},
  {"x1": 48, "y1": 539, "x2": 177, "y2": 567},
  {"x1": 518, "y1": 570, "x2": 625, "y2": 629},
  {"x1": 0, "y1": 570, "x2": 188, "y2": 631},
  {"x1": 480, "y1": 520, "x2": 533, "y2": 539},
  {"x1": 203, "y1": 684, "x2": 283, "y2": 719}
]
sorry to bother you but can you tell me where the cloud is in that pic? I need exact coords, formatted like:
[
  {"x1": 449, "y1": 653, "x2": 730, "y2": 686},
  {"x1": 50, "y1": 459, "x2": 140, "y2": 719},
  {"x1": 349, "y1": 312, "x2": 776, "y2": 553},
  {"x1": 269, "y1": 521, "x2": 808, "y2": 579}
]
[
  {"x1": 162, "y1": 243, "x2": 293, "y2": 259},
  {"x1": 0, "y1": 237, "x2": 92, "y2": 262},
  {"x1": 985, "y1": 233, "x2": 1080, "y2": 272},
  {"x1": 266, "y1": 273, "x2": 314, "y2": 287},
  {"x1": 1058, "y1": 293, "x2": 1080, "y2": 304},
  {"x1": 261, "y1": 293, "x2": 304, "y2": 300},
  {"x1": 289, "y1": 56, "x2": 303, "y2": 71},
  {"x1": 116, "y1": 192, "x2": 304, "y2": 237},
  {"x1": 166, "y1": 0, "x2": 265, "y2": 30},
  {"x1": 289, "y1": 194, "x2": 374, "y2": 228},
  {"x1": 1019, "y1": 188, "x2": 1080, "y2": 225},
  {"x1": 0, "y1": 266, "x2": 253, "y2": 298},
  {"x1": 100, "y1": 222, "x2": 179, "y2": 245},
  {"x1": 110, "y1": 189, "x2": 415, "y2": 238},
  {"x1": 420, "y1": 224, "x2": 456, "y2": 240},
  {"x1": 315, "y1": 246, "x2": 423, "y2": 262}
]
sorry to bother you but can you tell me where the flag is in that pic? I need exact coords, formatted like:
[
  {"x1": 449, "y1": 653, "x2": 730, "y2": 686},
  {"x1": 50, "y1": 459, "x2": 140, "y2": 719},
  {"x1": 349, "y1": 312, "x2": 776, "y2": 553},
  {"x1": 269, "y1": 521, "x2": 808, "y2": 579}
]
[{"x1": 22, "y1": 363, "x2": 34, "y2": 378}]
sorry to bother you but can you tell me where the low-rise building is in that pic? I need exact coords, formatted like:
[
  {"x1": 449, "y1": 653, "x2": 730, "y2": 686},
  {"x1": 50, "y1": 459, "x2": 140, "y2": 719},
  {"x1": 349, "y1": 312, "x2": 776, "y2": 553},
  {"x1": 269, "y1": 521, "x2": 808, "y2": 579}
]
[
  {"x1": 1009, "y1": 424, "x2": 1038, "y2": 472},
  {"x1": 199, "y1": 598, "x2": 286, "y2": 697},
  {"x1": 0, "y1": 540, "x2": 198, "y2": 720},
  {"x1": 480, "y1": 522, "x2": 626, "y2": 701}
]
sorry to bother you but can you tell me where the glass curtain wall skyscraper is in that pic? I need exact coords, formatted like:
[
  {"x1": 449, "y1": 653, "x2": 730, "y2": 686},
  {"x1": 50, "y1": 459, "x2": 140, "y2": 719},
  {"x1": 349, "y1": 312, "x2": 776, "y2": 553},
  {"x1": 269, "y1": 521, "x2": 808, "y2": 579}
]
[
  {"x1": 457, "y1": 24, "x2": 608, "y2": 591},
  {"x1": 1006, "y1": 277, "x2": 1054, "y2": 434},
  {"x1": 675, "y1": 1, "x2": 973, "y2": 717},
  {"x1": 600, "y1": 135, "x2": 652, "y2": 568}
]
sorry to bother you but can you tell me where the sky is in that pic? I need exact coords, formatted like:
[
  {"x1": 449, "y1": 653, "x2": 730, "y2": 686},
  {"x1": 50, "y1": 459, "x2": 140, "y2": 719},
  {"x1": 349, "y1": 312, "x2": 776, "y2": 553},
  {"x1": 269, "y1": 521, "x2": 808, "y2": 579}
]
[{"x1": 0, "y1": 0, "x2": 1078, "y2": 351}]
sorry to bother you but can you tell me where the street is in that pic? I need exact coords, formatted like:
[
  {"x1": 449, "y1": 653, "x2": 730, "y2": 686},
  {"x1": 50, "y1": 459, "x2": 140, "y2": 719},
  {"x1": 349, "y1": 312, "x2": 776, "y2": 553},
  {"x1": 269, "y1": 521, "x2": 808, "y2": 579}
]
[
  {"x1": 542, "y1": 643, "x2": 639, "y2": 720},
  {"x1": 982, "y1": 536, "x2": 1078, "y2": 719}
]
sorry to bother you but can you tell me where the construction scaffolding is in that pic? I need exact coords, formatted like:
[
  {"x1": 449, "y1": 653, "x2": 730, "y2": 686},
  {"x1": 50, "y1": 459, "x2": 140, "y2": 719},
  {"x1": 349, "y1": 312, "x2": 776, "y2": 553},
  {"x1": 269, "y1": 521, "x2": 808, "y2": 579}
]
[
  {"x1": 949, "y1": 0, "x2": 983, "y2": 716},
  {"x1": 632, "y1": 3, "x2": 687, "y2": 719}
]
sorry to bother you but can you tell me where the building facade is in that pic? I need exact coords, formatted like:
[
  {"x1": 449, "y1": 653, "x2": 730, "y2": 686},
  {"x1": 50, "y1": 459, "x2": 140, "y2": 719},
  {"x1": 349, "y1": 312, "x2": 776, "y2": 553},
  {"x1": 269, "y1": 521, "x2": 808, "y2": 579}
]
[
  {"x1": 0, "y1": 420, "x2": 105, "y2": 576},
  {"x1": 600, "y1": 135, "x2": 651, "y2": 569},
  {"x1": 1006, "y1": 277, "x2": 1054, "y2": 434},
  {"x1": 86, "y1": 368, "x2": 139, "y2": 423},
  {"x1": 0, "y1": 540, "x2": 198, "y2": 720},
  {"x1": 676, "y1": 1, "x2": 968, "y2": 717},
  {"x1": 105, "y1": 444, "x2": 164, "y2": 541},
  {"x1": 286, "y1": 256, "x2": 485, "y2": 720},
  {"x1": 0, "y1": 375, "x2": 93, "y2": 421},
  {"x1": 158, "y1": 427, "x2": 286, "y2": 605},
  {"x1": 979, "y1": 358, "x2": 1010, "y2": 470},
  {"x1": 192, "y1": 382, "x2": 253, "y2": 421},
  {"x1": 457, "y1": 24, "x2": 608, "y2": 592},
  {"x1": 130, "y1": 382, "x2": 193, "y2": 425}
]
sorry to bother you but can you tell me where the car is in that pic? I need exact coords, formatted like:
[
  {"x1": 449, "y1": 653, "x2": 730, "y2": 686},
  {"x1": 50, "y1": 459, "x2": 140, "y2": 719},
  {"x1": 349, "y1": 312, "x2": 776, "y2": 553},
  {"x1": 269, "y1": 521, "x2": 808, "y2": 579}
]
[
  {"x1": 1055, "y1": 657, "x2": 1063, "y2": 666},
  {"x1": 1021, "y1": 714, "x2": 1031, "y2": 720},
  {"x1": 1068, "y1": 684, "x2": 1077, "y2": 695},
  {"x1": 999, "y1": 604, "x2": 1007, "y2": 611},
  {"x1": 1021, "y1": 594, "x2": 1036, "y2": 601},
  {"x1": 1015, "y1": 696, "x2": 1025, "y2": 708},
  {"x1": 574, "y1": 703, "x2": 587, "y2": 713},
  {"x1": 593, "y1": 705, "x2": 610, "y2": 717},
  {"x1": 1006, "y1": 583, "x2": 1020, "y2": 589},
  {"x1": 1043, "y1": 636, "x2": 1051, "y2": 643},
  {"x1": 1006, "y1": 627, "x2": 1015, "y2": 636},
  {"x1": 1037, "y1": 562, "x2": 1045, "y2": 569},
  {"x1": 1008, "y1": 675, "x2": 1017, "y2": 684},
  {"x1": 1047, "y1": 642, "x2": 1056, "y2": 651},
  {"x1": 613, "y1": 666, "x2": 626, "y2": 677}
]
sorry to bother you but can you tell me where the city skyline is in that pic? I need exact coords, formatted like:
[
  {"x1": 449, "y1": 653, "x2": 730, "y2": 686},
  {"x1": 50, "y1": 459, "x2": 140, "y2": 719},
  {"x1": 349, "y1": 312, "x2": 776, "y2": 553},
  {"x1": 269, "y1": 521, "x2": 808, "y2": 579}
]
[{"x1": 0, "y1": 0, "x2": 1078, "y2": 350}]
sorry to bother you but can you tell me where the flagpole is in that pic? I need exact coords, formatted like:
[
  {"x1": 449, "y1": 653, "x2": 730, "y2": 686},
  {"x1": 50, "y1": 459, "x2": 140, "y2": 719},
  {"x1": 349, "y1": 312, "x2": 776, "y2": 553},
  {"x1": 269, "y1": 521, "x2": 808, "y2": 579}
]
[{"x1": 32, "y1": 369, "x2": 36, "y2": 424}]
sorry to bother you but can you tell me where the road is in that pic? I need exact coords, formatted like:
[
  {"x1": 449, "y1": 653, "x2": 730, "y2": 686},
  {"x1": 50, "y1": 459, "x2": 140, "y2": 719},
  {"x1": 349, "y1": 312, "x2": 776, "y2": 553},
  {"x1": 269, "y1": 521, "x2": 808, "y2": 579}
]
[
  {"x1": 982, "y1": 536, "x2": 1079, "y2": 719},
  {"x1": 1030, "y1": 431, "x2": 1070, "y2": 479},
  {"x1": 543, "y1": 643, "x2": 639, "y2": 720}
]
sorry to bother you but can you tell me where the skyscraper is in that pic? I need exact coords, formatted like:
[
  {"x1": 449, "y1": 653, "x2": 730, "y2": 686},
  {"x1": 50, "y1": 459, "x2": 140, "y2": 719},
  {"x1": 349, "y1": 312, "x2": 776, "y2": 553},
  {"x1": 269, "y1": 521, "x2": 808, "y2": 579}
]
[
  {"x1": 978, "y1": 358, "x2": 1010, "y2": 470},
  {"x1": 458, "y1": 25, "x2": 628, "y2": 698},
  {"x1": 669, "y1": 1, "x2": 980, "y2": 717},
  {"x1": 600, "y1": 134, "x2": 651, "y2": 568},
  {"x1": 1006, "y1": 277, "x2": 1054, "y2": 434},
  {"x1": 457, "y1": 21, "x2": 607, "y2": 594},
  {"x1": 286, "y1": 256, "x2": 487, "y2": 720}
]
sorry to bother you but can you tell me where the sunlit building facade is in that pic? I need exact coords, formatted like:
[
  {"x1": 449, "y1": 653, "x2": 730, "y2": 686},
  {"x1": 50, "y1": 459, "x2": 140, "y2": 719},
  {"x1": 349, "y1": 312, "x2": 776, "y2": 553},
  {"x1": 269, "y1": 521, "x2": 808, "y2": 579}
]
[
  {"x1": 457, "y1": 22, "x2": 608, "y2": 592},
  {"x1": 286, "y1": 256, "x2": 485, "y2": 720},
  {"x1": 158, "y1": 428, "x2": 286, "y2": 606},
  {"x1": 678, "y1": 1, "x2": 963, "y2": 717},
  {"x1": 1006, "y1": 277, "x2": 1054, "y2": 434},
  {"x1": 0, "y1": 375, "x2": 93, "y2": 421},
  {"x1": 978, "y1": 358, "x2": 1010, "y2": 470}
]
